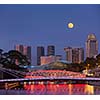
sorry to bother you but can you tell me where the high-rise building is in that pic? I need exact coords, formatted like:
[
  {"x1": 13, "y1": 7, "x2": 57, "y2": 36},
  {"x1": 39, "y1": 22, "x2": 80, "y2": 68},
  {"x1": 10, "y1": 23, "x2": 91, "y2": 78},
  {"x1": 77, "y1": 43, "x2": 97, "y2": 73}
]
[
  {"x1": 72, "y1": 48, "x2": 84, "y2": 63},
  {"x1": 37, "y1": 46, "x2": 45, "y2": 65},
  {"x1": 47, "y1": 45, "x2": 55, "y2": 56},
  {"x1": 14, "y1": 45, "x2": 31, "y2": 64},
  {"x1": 64, "y1": 47, "x2": 72, "y2": 62},
  {"x1": 86, "y1": 34, "x2": 98, "y2": 58},
  {"x1": 23, "y1": 46, "x2": 31, "y2": 63},
  {"x1": 64, "y1": 47, "x2": 84, "y2": 63},
  {"x1": 15, "y1": 45, "x2": 23, "y2": 54},
  {"x1": 78, "y1": 48, "x2": 84, "y2": 63}
]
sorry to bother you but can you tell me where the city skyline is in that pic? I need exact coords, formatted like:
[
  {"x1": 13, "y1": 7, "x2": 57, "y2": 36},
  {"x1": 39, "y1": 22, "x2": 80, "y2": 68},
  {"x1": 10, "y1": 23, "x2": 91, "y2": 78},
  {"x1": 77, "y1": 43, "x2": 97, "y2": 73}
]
[{"x1": 0, "y1": 4, "x2": 100, "y2": 65}]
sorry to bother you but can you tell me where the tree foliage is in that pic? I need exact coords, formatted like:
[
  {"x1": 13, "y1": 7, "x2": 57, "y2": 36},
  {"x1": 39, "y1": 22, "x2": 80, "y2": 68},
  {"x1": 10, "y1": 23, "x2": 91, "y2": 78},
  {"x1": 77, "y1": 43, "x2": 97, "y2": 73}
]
[
  {"x1": 0, "y1": 49, "x2": 30, "y2": 71},
  {"x1": 46, "y1": 61, "x2": 85, "y2": 72},
  {"x1": 96, "y1": 54, "x2": 100, "y2": 66},
  {"x1": 84, "y1": 57, "x2": 96, "y2": 69}
]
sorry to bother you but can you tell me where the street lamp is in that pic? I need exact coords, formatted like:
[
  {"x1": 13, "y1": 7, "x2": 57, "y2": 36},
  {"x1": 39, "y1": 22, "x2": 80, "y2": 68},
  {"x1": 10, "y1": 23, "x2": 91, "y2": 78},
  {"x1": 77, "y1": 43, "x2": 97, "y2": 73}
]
[{"x1": 87, "y1": 64, "x2": 90, "y2": 70}]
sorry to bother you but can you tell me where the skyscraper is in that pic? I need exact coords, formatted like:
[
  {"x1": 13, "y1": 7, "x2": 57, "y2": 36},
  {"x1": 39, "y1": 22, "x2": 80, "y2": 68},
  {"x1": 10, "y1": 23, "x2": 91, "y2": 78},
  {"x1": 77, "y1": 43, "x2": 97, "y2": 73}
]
[
  {"x1": 37, "y1": 46, "x2": 45, "y2": 65},
  {"x1": 86, "y1": 34, "x2": 98, "y2": 58},
  {"x1": 64, "y1": 47, "x2": 84, "y2": 63},
  {"x1": 64, "y1": 47, "x2": 72, "y2": 62},
  {"x1": 78, "y1": 48, "x2": 84, "y2": 63},
  {"x1": 47, "y1": 45, "x2": 55, "y2": 56},
  {"x1": 72, "y1": 48, "x2": 84, "y2": 63},
  {"x1": 15, "y1": 45, "x2": 23, "y2": 54},
  {"x1": 23, "y1": 46, "x2": 31, "y2": 63},
  {"x1": 15, "y1": 45, "x2": 31, "y2": 64}
]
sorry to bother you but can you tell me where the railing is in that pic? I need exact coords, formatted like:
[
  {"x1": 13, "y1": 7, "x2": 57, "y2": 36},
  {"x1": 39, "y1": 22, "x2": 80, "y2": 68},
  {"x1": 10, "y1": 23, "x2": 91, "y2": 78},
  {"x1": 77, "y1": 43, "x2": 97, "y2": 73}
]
[
  {"x1": 5, "y1": 82, "x2": 19, "y2": 89},
  {"x1": 0, "y1": 67, "x2": 26, "y2": 78},
  {"x1": 0, "y1": 77, "x2": 100, "y2": 82}
]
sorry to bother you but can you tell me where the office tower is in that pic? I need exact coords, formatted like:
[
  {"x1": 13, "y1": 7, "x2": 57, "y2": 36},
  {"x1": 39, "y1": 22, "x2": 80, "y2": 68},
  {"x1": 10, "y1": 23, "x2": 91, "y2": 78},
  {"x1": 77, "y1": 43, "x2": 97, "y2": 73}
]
[
  {"x1": 64, "y1": 47, "x2": 84, "y2": 63},
  {"x1": 15, "y1": 45, "x2": 23, "y2": 54},
  {"x1": 15, "y1": 45, "x2": 31, "y2": 64},
  {"x1": 47, "y1": 45, "x2": 55, "y2": 56},
  {"x1": 78, "y1": 48, "x2": 84, "y2": 63},
  {"x1": 37, "y1": 46, "x2": 45, "y2": 65},
  {"x1": 86, "y1": 33, "x2": 98, "y2": 58},
  {"x1": 72, "y1": 48, "x2": 84, "y2": 63},
  {"x1": 23, "y1": 46, "x2": 31, "y2": 63},
  {"x1": 64, "y1": 47, "x2": 72, "y2": 62}
]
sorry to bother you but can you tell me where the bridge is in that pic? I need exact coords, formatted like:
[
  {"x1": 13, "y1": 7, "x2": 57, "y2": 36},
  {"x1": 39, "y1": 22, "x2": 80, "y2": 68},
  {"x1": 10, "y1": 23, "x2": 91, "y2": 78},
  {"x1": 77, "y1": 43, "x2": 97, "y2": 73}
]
[
  {"x1": 0, "y1": 67, "x2": 26, "y2": 78},
  {"x1": 26, "y1": 70, "x2": 86, "y2": 78},
  {"x1": 0, "y1": 77, "x2": 100, "y2": 82},
  {"x1": 0, "y1": 68, "x2": 100, "y2": 83}
]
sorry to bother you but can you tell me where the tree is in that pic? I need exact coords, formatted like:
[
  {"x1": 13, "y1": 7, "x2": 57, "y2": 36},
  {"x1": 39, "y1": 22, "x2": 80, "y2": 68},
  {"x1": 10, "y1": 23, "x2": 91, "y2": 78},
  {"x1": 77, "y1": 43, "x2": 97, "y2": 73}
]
[
  {"x1": 84, "y1": 57, "x2": 96, "y2": 69},
  {"x1": 96, "y1": 54, "x2": 100, "y2": 66},
  {"x1": 8, "y1": 50, "x2": 30, "y2": 66},
  {"x1": 0, "y1": 49, "x2": 30, "y2": 71}
]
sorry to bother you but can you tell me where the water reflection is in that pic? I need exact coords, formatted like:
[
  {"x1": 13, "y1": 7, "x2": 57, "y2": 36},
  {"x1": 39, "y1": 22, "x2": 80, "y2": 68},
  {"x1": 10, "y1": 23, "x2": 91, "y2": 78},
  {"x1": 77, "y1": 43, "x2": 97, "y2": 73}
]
[
  {"x1": 24, "y1": 83, "x2": 94, "y2": 95},
  {"x1": 1, "y1": 81, "x2": 100, "y2": 95},
  {"x1": 68, "y1": 84, "x2": 72, "y2": 95},
  {"x1": 84, "y1": 85, "x2": 94, "y2": 95}
]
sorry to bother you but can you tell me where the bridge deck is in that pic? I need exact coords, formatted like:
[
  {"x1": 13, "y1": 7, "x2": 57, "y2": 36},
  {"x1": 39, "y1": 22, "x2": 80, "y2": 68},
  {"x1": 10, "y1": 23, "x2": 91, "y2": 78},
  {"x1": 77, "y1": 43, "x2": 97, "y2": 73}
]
[{"x1": 0, "y1": 77, "x2": 100, "y2": 82}]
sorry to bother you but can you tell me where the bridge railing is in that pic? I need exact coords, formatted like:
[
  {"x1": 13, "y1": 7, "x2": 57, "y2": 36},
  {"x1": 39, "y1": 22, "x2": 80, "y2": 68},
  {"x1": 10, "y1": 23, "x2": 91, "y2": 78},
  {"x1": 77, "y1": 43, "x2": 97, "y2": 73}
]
[
  {"x1": 0, "y1": 67, "x2": 27, "y2": 78},
  {"x1": 0, "y1": 77, "x2": 100, "y2": 82}
]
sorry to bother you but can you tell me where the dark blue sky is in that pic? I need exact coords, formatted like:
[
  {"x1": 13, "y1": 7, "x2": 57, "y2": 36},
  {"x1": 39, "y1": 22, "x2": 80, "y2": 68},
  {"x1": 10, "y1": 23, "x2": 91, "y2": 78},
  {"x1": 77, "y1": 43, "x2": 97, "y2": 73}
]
[{"x1": 0, "y1": 4, "x2": 100, "y2": 65}]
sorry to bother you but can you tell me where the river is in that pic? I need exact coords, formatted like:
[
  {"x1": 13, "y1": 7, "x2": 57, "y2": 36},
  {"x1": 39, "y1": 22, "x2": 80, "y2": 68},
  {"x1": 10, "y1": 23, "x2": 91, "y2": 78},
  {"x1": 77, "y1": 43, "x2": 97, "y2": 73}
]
[{"x1": 0, "y1": 82, "x2": 100, "y2": 95}]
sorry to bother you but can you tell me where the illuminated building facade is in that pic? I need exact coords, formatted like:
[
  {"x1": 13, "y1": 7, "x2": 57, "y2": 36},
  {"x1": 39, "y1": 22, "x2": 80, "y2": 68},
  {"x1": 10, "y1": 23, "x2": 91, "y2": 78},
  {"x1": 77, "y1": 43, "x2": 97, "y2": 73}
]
[
  {"x1": 55, "y1": 55, "x2": 62, "y2": 61},
  {"x1": 40, "y1": 55, "x2": 62, "y2": 65},
  {"x1": 64, "y1": 47, "x2": 84, "y2": 63},
  {"x1": 86, "y1": 33, "x2": 98, "y2": 58},
  {"x1": 37, "y1": 46, "x2": 45, "y2": 65}
]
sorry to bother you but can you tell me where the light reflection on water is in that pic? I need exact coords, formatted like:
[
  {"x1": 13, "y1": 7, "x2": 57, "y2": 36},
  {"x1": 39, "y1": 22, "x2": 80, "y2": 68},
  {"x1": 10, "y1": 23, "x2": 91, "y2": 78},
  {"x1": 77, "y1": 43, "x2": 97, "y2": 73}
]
[
  {"x1": 84, "y1": 85, "x2": 94, "y2": 95},
  {"x1": 1, "y1": 82, "x2": 100, "y2": 95},
  {"x1": 24, "y1": 83, "x2": 95, "y2": 95}
]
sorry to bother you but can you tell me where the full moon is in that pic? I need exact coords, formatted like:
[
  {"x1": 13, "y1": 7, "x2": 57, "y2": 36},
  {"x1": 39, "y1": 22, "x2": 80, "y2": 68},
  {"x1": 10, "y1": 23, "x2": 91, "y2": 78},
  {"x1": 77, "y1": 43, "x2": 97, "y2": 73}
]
[{"x1": 68, "y1": 23, "x2": 74, "y2": 28}]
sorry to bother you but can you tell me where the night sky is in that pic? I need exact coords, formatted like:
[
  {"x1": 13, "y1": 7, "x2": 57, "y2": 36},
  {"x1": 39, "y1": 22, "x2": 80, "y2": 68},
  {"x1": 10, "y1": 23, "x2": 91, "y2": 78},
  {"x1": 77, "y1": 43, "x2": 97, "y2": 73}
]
[{"x1": 0, "y1": 4, "x2": 100, "y2": 65}]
